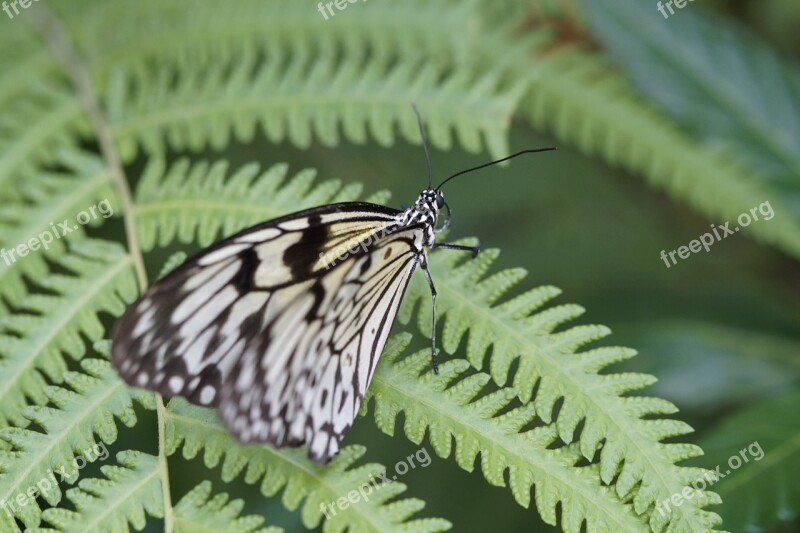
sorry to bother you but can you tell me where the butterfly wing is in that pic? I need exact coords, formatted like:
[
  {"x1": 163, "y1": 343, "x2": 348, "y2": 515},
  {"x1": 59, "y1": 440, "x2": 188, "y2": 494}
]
[{"x1": 111, "y1": 202, "x2": 424, "y2": 463}]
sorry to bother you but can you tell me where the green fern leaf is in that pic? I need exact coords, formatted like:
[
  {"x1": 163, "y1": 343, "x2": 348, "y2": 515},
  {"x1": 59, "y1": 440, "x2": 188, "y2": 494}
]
[
  {"x1": 106, "y1": 57, "x2": 519, "y2": 162},
  {"x1": 456, "y1": 1, "x2": 800, "y2": 261},
  {"x1": 0, "y1": 356, "x2": 153, "y2": 530},
  {"x1": 0, "y1": 84, "x2": 85, "y2": 199},
  {"x1": 399, "y1": 242, "x2": 723, "y2": 532},
  {"x1": 366, "y1": 334, "x2": 649, "y2": 532},
  {"x1": 165, "y1": 398, "x2": 451, "y2": 533},
  {"x1": 0, "y1": 149, "x2": 116, "y2": 305},
  {"x1": 521, "y1": 50, "x2": 800, "y2": 261},
  {"x1": 174, "y1": 481, "x2": 282, "y2": 533},
  {"x1": 0, "y1": 240, "x2": 137, "y2": 425},
  {"x1": 110, "y1": 157, "x2": 723, "y2": 531},
  {"x1": 53, "y1": 0, "x2": 482, "y2": 76},
  {"x1": 36, "y1": 450, "x2": 164, "y2": 533},
  {"x1": 134, "y1": 159, "x2": 387, "y2": 251},
  {"x1": 0, "y1": 0, "x2": 520, "y2": 202}
]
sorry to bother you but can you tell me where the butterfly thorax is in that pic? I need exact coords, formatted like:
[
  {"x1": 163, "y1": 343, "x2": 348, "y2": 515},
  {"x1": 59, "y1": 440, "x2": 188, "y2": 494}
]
[{"x1": 398, "y1": 188, "x2": 443, "y2": 248}]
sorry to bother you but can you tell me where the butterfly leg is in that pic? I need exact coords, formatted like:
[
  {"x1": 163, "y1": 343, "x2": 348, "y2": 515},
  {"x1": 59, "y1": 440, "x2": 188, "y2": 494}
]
[
  {"x1": 422, "y1": 242, "x2": 479, "y2": 375},
  {"x1": 421, "y1": 257, "x2": 439, "y2": 375},
  {"x1": 432, "y1": 242, "x2": 480, "y2": 258}
]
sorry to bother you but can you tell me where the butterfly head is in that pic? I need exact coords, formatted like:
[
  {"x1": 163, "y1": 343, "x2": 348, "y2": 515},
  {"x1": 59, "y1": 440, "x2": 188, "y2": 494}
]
[
  {"x1": 419, "y1": 188, "x2": 444, "y2": 212},
  {"x1": 412, "y1": 188, "x2": 444, "y2": 221}
]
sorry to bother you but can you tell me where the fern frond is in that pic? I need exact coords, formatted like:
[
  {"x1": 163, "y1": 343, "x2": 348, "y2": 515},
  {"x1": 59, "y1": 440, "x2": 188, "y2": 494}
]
[
  {"x1": 0, "y1": 23, "x2": 58, "y2": 109},
  {"x1": 366, "y1": 334, "x2": 649, "y2": 532},
  {"x1": 37, "y1": 450, "x2": 164, "y2": 533},
  {"x1": 399, "y1": 242, "x2": 723, "y2": 532},
  {"x1": 105, "y1": 55, "x2": 519, "y2": 162},
  {"x1": 0, "y1": 83, "x2": 85, "y2": 199},
  {"x1": 134, "y1": 159, "x2": 389, "y2": 250},
  {"x1": 53, "y1": 0, "x2": 482, "y2": 76},
  {"x1": 0, "y1": 1, "x2": 771, "y2": 530},
  {"x1": 0, "y1": 240, "x2": 137, "y2": 425},
  {"x1": 0, "y1": 149, "x2": 116, "y2": 305},
  {"x1": 165, "y1": 398, "x2": 451, "y2": 533},
  {"x1": 0, "y1": 357, "x2": 154, "y2": 530},
  {"x1": 173, "y1": 481, "x2": 282, "y2": 533},
  {"x1": 0, "y1": 0, "x2": 519, "y2": 202},
  {"x1": 523, "y1": 49, "x2": 800, "y2": 260}
]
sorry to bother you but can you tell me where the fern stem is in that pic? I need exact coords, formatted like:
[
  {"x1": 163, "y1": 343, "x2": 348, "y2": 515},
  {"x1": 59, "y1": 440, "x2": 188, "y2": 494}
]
[
  {"x1": 27, "y1": 6, "x2": 147, "y2": 290},
  {"x1": 154, "y1": 396, "x2": 174, "y2": 531},
  {"x1": 27, "y1": 6, "x2": 174, "y2": 532}
]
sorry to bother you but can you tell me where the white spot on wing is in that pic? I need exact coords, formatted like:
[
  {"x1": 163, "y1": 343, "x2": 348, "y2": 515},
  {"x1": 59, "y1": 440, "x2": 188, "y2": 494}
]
[
  {"x1": 197, "y1": 244, "x2": 249, "y2": 266},
  {"x1": 279, "y1": 218, "x2": 313, "y2": 231},
  {"x1": 236, "y1": 227, "x2": 281, "y2": 242},
  {"x1": 132, "y1": 306, "x2": 156, "y2": 337},
  {"x1": 200, "y1": 385, "x2": 216, "y2": 404},
  {"x1": 169, "y1": 376, "x2": 184, "y2": 392}
]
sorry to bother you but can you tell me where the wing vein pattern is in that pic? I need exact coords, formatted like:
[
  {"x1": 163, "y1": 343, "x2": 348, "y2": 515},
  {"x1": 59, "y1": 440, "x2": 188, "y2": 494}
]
[{"x1": 112, "y1": 202, "x2": 424, "y2": 463}]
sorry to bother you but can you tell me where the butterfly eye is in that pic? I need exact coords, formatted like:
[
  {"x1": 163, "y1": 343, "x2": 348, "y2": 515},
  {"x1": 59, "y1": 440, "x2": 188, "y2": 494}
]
[{"x1": 435, "y1": 193, "x2": 445, "y2": 209}]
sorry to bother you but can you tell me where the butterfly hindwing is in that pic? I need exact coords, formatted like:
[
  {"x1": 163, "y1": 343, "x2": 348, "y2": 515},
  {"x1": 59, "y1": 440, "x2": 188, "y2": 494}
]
[{"x1": 111, "y1": 203, "x2": 423, "y2": 463}]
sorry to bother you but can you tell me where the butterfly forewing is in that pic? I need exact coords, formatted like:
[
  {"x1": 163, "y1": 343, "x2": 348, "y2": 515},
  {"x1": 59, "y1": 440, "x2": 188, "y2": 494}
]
[{"x1": 111, "y1": 203, "x2": 423, "y2": 463}]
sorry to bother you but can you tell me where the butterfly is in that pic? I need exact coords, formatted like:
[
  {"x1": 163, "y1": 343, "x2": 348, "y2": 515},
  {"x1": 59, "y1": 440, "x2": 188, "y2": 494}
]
[{"x1": 111, "y1": 105, "x2": 555, "y2": 464}]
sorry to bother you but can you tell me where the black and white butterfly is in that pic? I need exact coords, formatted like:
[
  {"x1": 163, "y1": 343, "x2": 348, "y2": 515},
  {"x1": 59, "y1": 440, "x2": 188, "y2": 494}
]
[{"x1": 111, "y1": 106, "x2": 554, "y2": 463}]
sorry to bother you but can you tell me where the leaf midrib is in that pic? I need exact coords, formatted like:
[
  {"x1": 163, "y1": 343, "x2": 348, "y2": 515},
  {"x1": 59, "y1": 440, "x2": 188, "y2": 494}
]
[
  {"x1": 74, "y1": 454, "x2": 161, "y2": 531},
  {"x1": 1, "y1": 377, "x2": 127, "y2": 506}
]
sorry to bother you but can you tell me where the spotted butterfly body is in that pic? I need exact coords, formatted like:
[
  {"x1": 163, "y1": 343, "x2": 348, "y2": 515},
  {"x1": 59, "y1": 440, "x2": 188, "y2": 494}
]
[{"x1": 111, "y1": 190, "x2": 446, "y2": 463}]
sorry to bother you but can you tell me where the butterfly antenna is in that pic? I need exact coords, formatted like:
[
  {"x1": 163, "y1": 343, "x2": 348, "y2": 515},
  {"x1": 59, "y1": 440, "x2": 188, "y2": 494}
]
[
  {"x1": 435, "y1": 147, "x2": 557, "y2": 190},
  {"x1": 411, "y1": 102, "x2": 433, "y2": 189}
]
